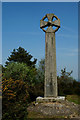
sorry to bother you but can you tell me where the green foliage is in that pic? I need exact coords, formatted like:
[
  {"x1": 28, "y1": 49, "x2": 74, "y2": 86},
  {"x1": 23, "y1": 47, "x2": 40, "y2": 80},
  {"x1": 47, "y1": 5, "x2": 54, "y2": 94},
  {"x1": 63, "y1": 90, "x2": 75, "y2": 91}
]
[
  {"x1": 66, "y1": 95, "x2": 80, "y2": 104},
  {"x1": 3, "y1": 62, "x2": 37, "y2": 86},
  {"x1": 2, "y1": 78, "x2": 29, "y2": 120},
  {"x1": 57, "y1": 67, "x2": 80, "y2": 96},
  {"x1": 1, "y1": 65, "x2": 6, "y2": 73},
  {"x1": 33, "y1": 59, "x2": 45, "y2": 98},
  {"x1": 2, "y1": 62, "x2": 39, "y2": 102},
  {"x1": 60, "y1": 67, "x2": 73, "y2": 78},
  {"x1": 0, "y1": 64, "x2": 2, "y2": 96},
  {"x1": 36, "y1": 59, "x2": 45, "y2": 83},
  {"x1": 23, "y1": 59, "x2": 45, "y2": 101},
  {"x1": 2, "y1": 47, "x2": 38, "y2": 119},
  {"x1": 28, "y1": 83, "x2": 44, "y2": 101},
  {"x1": 5, "y1": 47, "x2": 37, "y2": 67},
  {"x1": 72, "y1": 80, "x2": 80, "y2": 95}
]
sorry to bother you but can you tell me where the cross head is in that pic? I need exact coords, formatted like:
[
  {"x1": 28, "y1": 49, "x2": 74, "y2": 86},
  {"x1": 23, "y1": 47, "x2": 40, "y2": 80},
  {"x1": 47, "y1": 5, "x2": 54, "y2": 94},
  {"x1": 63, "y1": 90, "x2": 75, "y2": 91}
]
[{"x1": 40, "y1": 13, "x2": 60, "y2": 33}]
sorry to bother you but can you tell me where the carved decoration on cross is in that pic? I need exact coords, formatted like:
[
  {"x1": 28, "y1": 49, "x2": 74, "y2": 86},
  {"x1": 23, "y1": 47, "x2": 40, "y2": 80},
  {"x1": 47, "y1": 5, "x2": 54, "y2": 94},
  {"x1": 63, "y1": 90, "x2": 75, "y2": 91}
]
[{"x1": 40, "y1": 13, "x2": 60, "y2": 33}]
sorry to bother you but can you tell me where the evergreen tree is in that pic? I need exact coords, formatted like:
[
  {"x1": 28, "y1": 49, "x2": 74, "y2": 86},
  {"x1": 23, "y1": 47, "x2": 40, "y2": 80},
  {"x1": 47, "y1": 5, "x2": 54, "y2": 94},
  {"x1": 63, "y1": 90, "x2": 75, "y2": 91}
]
[{"x1": 5, "y1": 47, "x2": 37, "y2": 67}]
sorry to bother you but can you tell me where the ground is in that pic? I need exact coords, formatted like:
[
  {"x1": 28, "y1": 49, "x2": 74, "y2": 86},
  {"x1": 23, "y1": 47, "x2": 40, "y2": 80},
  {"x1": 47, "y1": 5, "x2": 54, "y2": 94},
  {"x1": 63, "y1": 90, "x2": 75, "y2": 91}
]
[{"x1": 27, "y1": 95, "x2": 80, "y2": 119}]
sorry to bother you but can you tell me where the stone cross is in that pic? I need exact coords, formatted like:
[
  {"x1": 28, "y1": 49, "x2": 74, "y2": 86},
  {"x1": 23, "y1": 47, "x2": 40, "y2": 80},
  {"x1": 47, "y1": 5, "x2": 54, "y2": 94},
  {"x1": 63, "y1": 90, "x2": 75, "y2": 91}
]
[{"x1": 40, "y1": 13, "x2": 60, "y2": 97}]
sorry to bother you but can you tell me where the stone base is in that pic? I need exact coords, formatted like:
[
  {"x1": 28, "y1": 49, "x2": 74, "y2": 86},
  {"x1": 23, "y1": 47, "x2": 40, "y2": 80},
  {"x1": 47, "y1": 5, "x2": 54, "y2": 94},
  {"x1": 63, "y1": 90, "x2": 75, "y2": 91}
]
[{"x1": 36, "y1": 96, "x2": 65, "y2": 103}]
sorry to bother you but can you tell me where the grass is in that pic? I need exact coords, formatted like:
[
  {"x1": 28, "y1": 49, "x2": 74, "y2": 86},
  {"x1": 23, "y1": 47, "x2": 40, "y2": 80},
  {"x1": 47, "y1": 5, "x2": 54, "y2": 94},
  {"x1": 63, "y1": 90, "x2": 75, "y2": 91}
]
[
  {"x1": 66, "y1": 95, "x2": 80, "y2": 104},
  {"x1": 27, "y1": 111, "x2": 66, "y2": 119},
  {"x1": 27, "y1": 111, "x2": 43, "y2": 118}
]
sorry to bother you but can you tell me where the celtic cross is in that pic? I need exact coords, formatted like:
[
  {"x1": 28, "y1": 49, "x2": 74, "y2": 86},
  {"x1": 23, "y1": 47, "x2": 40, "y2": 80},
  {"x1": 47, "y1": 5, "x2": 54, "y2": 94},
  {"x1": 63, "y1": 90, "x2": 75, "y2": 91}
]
[{"x1": 40, "y1": 13, "x2": 60, "y2": 97}]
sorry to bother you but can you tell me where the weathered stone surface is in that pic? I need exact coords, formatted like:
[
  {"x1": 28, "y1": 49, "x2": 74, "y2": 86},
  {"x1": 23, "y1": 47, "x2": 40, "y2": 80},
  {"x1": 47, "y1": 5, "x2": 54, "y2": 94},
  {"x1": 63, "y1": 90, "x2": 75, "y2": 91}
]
[
  {"x1": 45, "y1": 32, "x2": 57, "y2": 97},
  {"x1": 28, "y1": 101, "x2": 80, "y2": 119},
  {"x1": 40, "y1": 13, "x2": 60, "y2": 97},
  {"x1": 40, "y1": 13, "x2": 60, "y2": 33},
  {"x1": 36, "y1": 96, "x2": 65, "y2": 103}
]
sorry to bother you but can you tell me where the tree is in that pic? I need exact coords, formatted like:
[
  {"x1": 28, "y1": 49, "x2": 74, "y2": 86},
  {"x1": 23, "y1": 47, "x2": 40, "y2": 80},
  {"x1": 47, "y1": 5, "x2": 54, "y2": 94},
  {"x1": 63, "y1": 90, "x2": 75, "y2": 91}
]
[
  {"x1": 3, "y1": 62, "x2": 37, "y2": 86},
  {"x1": 2, "y1": 78, "x2": 29, "y2": 120},
  {"x1": 60, "y1": 67, "x2": 73, "y2": 82},
  {"x1": 2, "y1": 62, "x2": 38, "y2": 119},
  {"x1": 30, "y1": 59, "x2": 45, "y2": 99},
  {"x1": 5, "y1": 47, "x2": 37, "y2": 67},
  {"x1": 3, "y1": 62, "x2": 38, "y2": 102},
  {"x1": 26, "y1": 59, "x2": 45, "y2": 101},
  {"x1": 57, "y1": 67, "x2": 77, "y2": 96},
  {"x1": 36, "y1": 59, "x2": 45, "y2": 83}
]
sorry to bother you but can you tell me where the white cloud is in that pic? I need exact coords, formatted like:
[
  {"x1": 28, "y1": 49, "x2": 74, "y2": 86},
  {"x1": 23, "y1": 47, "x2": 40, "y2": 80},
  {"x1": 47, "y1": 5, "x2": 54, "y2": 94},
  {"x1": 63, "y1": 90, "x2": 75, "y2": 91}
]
[
  {"x1": 66, "y1": 53, "x2": 77, "y2": 56},
  {"x1": 62, "y1": 26, "x2": 77, "y2": 34},
  {"x1": 57, "y1": 34, "x2": 78, "y2": 39},
  {"x1": 57, "y1": 48, "x2": 78, "y2": 57}
]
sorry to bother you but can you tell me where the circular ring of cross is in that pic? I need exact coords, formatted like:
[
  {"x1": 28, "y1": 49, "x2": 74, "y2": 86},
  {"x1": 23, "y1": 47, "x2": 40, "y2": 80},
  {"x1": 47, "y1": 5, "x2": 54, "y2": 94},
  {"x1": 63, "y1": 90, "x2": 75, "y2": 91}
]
[{"x1": 40, "y1": 13, "x2": 60, "y2": 32}]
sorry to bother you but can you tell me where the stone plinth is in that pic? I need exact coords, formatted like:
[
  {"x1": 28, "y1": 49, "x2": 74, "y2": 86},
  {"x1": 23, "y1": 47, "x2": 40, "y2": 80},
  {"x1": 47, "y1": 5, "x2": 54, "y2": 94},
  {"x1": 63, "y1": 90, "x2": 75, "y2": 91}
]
[{"x1": 36, "y1": 96, "x2": 65, "y2": 103}]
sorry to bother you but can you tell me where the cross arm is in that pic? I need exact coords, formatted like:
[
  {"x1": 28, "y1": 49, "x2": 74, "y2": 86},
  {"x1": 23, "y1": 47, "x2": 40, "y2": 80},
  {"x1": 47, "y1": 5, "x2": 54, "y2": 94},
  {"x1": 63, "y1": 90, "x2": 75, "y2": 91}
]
[
  {"x1": 40, "y1": 20, "x2": 48, "y2": 28},
  {"x1": 51, "y1": 19, "x2": 60, "y2": 28}
]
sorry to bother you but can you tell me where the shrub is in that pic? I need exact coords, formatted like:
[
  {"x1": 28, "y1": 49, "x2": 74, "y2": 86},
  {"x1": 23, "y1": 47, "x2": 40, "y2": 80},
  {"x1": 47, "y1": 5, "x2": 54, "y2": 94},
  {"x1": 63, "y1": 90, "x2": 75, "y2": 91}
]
[
  {"x1": 2, "y1": 78, "x2": 29, "y2": 120},
  {"x1": 3, "y1": 62, "x2": 37, "y2": 86}
]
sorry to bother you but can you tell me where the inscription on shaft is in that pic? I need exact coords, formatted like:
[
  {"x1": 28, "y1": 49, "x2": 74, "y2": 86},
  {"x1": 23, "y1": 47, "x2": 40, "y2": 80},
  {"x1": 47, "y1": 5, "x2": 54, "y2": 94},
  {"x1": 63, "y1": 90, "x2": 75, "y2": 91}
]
[{"x1": 40, "y1": 13, "x2": 60, "y2": 97}]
